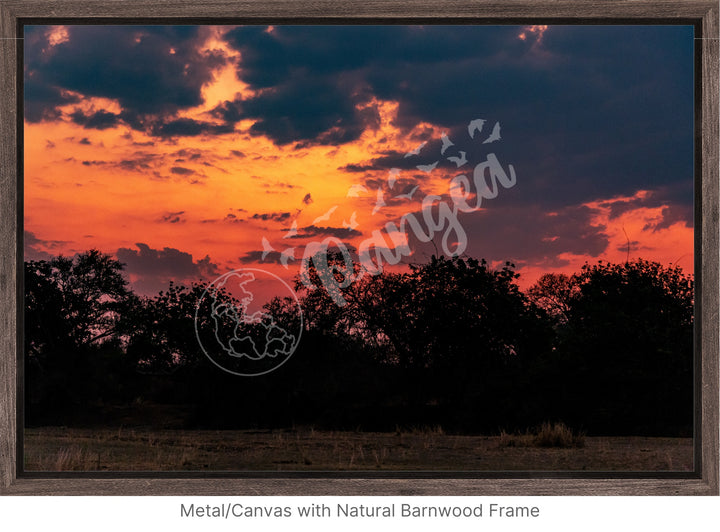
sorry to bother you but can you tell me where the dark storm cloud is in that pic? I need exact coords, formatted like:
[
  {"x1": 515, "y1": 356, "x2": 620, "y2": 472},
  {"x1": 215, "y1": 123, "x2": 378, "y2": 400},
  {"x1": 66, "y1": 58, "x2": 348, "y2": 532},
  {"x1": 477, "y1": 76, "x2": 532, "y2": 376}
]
[
  {"x1": 152, "y1": 118, "x2": 236, "y2": 137},
  {"x1": 117, "y1": 153, "x2": 158, "y2": 171},
  {"x1": 220, "y1": 24, "x2": 692, "y2": 212},
  {"x1": 172, "y1": 148, "x2": 203, "y2": 160},
  {"x1": 260, "y1": 181, "x2": 296, "y2": 190},
  {"x1": 25, "y1": 24, "x2": 694, "y2": 217},
  {"x1": 211, "y1": 100, "x2": 243, "y2": 123},
  {"x1": 23, "y1": 230, "x2": 68, "y2": 261},
  {"x1": 158, "y1": 211, "x2": 186, "y2": 224},
  {"x1": 223, "y1": 213, "x2": 248, "y2": 224},
  {"x1": 116, "y1": 242, "x2": 219, "y2": 294},
  {"x1": 24, "y1": 75, "x2": 80, "y2": 122},
  {"x1": 240, "y1": 75, "x2": 373, "y2": 146},
  {"x1": 220, "y1": 25, "x2": 533, "y2": 145},
  {"x1": 170, "y1": 166, "x2": 194, "y2": 176},
  {"x1": 79, "y1": 152, "x2": 160, "y2": 173},
  {"x1": 24, "y1": 25, "x2": 226, "y2": 130},
  {"x1": 648, "y1": 205, "x2": 694, "y2": 232},
  {"x1": 238, "y1": 250, "x2": 284, "y2": 265},
  {"x1": 117, "y1": 242, "x2": 218, "y2": 277},
  {"x1": 594, "y1": 181, "x2": 695, "y2": 231},
  {"x1": 289, "y1": 225, "x2": 363, "y2": 240},
  {"x1": 251, "y1": 212, "x2": 292, "y2": 222},
  {"x1": 343, "y1": 135, "x2": 516, "y2": 178},
  {"x1": 339, "y1": 149, "x2": 440, "y2": 173},
  {"x1": 69, "y1": 109, "x2": 121, "y2": 130},
  {"x1": 402, "y1": 201, "x2": 610, "y2": 269},
  {"x1": 80, "y1": 152, "x2": 162, "y2": 173}
]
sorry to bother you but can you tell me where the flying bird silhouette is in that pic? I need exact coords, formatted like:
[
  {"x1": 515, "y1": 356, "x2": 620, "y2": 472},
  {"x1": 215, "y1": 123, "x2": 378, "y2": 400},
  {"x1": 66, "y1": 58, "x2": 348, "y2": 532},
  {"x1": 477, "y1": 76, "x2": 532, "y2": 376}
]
[
  {"x1": 346, "y1": 184, "x2": 368, "y2": 197},
  {"x1": 280, "y1": 247, "x2": 295, "y2": 267},
  {"x1": 283, "y1": 220, "x2": 298, "y2": 238},
  {"x1": 387, "y1": 168, "x2": 401, "y2": 189},
  {"x1": 311, "y1": 205, "x2": 338, "y2": 225},
  {"x1": 342, "y1": 211, "x2": 359, "y2": 230},
  {"x1": 261, "y1": 237, "x2": 275, "y2": 260},
  {"x1": 394, "y1": 185, "x2": 419, "y2": 200},
  {"x1": 404, "y1": 141, "x2": 427, "y2": 158},
  {"x1": 468, "y1": 118, "x2": 486, "y2": 139},
  {"x1": 440, "y1": 132, "x2": 454, "y2": 155},
  {"x1": 372, "y1": 188, "x2": 386, "y2": 215},
  {"x1": 483, "y1": 122, "x2": 501, "y2": 144},
  {"x1": 416, "y1": 161, "x2": 439, "y2": 173},
  {"x1": 447, "y1": 151, "x2": 467, "y2": 168}
]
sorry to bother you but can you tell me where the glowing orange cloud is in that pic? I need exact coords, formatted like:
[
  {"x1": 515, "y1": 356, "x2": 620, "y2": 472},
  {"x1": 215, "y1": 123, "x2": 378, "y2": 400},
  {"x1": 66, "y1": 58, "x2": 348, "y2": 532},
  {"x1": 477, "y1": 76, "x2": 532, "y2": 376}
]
[
  {"x1": 24, "y1": 25, "x2": 692, "y2": 299},
  {"x1": 517, "y1": 25, "x2": 549, "y2": 44},
  {"x1": 513, "y1": 190, "x2": 694, "y2": 289}
]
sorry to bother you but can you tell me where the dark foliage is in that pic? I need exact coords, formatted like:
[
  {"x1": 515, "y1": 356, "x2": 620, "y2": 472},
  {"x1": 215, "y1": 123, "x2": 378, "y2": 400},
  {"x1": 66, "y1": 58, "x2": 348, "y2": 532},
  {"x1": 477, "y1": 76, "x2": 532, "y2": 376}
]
[{"x1": 24, "y1": 251, "x2": 694, "y2": 436}]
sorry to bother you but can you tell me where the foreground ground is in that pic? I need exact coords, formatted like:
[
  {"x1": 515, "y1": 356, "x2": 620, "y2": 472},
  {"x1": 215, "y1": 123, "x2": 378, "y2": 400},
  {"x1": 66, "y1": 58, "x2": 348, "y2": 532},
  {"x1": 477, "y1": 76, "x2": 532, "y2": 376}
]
[{"x1": 24, "y1": 427, "x2": 693, "y2": 472}]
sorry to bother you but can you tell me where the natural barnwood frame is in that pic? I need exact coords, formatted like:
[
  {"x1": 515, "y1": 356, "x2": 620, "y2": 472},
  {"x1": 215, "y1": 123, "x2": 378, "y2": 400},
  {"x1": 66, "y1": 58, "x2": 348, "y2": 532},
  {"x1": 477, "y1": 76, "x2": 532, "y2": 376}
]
[{"x1": 0, "y1": 0, "x2": 717, "y2": 495}]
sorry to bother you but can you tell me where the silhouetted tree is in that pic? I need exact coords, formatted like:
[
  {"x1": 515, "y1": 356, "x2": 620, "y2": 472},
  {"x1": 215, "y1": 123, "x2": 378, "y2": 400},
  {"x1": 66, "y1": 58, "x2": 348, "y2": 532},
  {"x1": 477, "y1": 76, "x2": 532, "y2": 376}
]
[
  {"x1": 123, "y1": 281, "x2": 212, "y2": 374},
  {"x1": 24, "y1": 250, "x2": 133, "y2": 411},
  {"x1": 527, "y1": 273, "x2": 577, "y2": 326},
  {"x1": 286, "y1": 253, "x2": 554, "y2": 429},
  {"x1": 23, "y1": 248, "x2": 694, "y2": 436},
  {"x1": 553, "y1": 259, "x2": 694, "y2": 435}
]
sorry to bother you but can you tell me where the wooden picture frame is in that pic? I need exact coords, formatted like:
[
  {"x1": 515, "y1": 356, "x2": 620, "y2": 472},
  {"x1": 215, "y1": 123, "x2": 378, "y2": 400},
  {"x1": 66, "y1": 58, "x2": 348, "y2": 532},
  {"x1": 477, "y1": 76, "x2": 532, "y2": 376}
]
[{"x1": 1, "y1": 0, "x2": 717, "y2": 495}]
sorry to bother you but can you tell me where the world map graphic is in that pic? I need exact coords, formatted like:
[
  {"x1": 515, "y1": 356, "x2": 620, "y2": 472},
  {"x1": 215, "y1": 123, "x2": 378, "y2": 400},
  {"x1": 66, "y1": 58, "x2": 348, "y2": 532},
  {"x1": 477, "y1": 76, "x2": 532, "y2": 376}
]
[{"x1": 194, "y1": 268, "x2": 302, "y2": 376}]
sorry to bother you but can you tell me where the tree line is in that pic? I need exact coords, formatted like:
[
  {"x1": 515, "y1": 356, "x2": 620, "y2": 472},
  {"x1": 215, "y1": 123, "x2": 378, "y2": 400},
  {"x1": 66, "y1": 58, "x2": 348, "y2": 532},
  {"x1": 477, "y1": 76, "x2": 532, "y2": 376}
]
[{"x1": 24, "y1": 250, "x2": 694, "y2": 436}]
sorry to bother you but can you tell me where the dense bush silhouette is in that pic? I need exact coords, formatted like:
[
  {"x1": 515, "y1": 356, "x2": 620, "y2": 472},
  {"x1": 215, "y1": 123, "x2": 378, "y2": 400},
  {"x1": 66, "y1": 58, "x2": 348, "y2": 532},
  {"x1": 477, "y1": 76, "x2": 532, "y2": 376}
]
[
  {"x1": 25, "y1": 251, "x2": 135, "y2": 414},
  {"x1": 23, "y1": 251, "x2": 694, "y2": 436},
  {"x1": 544, "y1": 260, "x2": 694, "y2": 435}
]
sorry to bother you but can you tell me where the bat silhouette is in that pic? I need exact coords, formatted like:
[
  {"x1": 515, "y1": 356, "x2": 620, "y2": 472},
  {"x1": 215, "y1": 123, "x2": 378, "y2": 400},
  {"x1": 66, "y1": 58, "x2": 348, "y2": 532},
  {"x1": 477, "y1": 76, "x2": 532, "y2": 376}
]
[
  {"x1": 283, "y1": 220, "x2": 298, "y2": 238},
  {"x1": 261, "y1": 237, "x2": 275, "y2": 260},
  {"x1": 311, "y1": 205, "x2": 338, "y2": 225},
  {"x1": 387, "y1": 168, "x2": 401, "y2": 189},
  {"x1": 447, "y1": 151, "x2": 467, "y2": 168},
  {"x1": 468, "y1": 118, "x2": 486, "y2": 139},
  {"x1": 372, "y1": 188, "x2": 386, "y2": 215},
  {"x1": 342, "y1": 211, "x2": 359, "y2": 230},
  {"x1": 404, "y1": 141, "x2": 427, "y2": 158},
  {"x1": 280, "y1": 247, "x2": 295, "y2": 267},
  {"x1": 483, "y1": 122, "x2": 501, "y2": 144},
  {"x1": 416, "y1": 161, "x2": 439, "y2": 173},
  {"x1": 394, "y1": 185, "x2": 419, "y2": 200},
  {"x1": 440, "y1": 132, "x2": 454, "y2": 155},
  {"x1": 346, "y1": 184, "x2": 368, "y2": 197}
]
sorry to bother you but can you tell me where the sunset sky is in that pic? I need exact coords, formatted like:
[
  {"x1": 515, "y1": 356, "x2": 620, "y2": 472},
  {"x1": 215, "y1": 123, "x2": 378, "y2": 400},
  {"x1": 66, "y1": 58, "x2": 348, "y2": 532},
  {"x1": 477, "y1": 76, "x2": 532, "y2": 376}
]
[{"x1": 23, "y1": 24, "x2": 695, "y2": 300}]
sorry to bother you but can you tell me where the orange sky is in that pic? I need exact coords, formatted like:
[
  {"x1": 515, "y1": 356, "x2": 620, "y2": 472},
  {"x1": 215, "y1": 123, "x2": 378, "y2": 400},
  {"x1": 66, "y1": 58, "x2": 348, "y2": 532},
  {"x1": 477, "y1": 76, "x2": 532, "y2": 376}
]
[{"x1": 23, "y1": 24, "x2": 694, "y2": 301}]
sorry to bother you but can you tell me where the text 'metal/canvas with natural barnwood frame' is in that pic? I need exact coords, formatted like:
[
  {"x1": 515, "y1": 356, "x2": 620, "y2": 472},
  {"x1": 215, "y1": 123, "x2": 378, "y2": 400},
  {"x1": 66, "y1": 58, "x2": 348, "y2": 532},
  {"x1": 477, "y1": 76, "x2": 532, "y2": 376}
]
[{"x1": 1, "y1": 0, "x2": 718, "y2": 495}]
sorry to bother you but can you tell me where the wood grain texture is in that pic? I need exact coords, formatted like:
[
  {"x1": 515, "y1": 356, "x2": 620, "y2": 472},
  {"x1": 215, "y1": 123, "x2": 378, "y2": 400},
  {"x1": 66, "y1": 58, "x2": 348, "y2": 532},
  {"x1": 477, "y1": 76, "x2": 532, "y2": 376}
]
[
  {"x1": 0, "y1": 477, "x2": 715, "y2": 496},
  {"x1": 699, "y1": 0, "x2": 720, "y2": 495},
  {"x1": 0, "y1": 0, "x2": 716, "y2": 19},
  {"x1": 0, "y1": 0, "x2": 18, "y2": 492},
  {"x1": 1, "y1": 0, "x2": 718, "y2": 496}
]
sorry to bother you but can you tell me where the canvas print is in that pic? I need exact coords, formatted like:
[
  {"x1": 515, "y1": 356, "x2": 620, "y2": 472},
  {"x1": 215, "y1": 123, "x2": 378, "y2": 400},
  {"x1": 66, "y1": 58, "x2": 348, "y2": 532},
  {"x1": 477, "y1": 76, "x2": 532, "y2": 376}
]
[{"x1": 22, "y1": 24, "x2": 695, "y2": 472}]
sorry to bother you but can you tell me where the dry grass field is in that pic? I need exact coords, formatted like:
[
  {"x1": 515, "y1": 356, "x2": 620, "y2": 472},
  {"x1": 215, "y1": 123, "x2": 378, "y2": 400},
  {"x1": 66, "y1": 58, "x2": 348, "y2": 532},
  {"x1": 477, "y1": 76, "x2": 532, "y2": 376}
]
[{"x1": 24, "y1": 425, "x2": 693, "y2": 472}]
